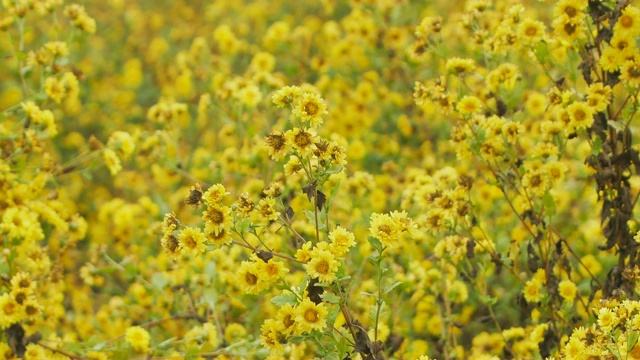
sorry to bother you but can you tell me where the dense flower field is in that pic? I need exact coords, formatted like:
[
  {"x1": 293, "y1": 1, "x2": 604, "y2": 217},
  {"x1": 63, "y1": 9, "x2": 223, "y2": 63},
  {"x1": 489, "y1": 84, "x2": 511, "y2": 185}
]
[{"x1": 2, "y1": 0, "x2": 640, "y2": 359}]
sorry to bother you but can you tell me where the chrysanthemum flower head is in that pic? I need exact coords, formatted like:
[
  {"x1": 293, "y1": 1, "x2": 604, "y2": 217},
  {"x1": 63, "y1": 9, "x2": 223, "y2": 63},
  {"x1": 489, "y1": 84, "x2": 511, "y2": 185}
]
[
  {"x1": 295, "y1": 298, "x2": 327, "y2": 333},
  {"x1": 125, "y1": 326, "x2": 150, "y2": 353},
  {"x1": 305, "y1": 247, "x2": 340, "y2": 284},
  {"x1": 293, "y1": 92, "x2": 328, "y2": 128},
  {"x1": 178, "y1": 226, "x2": 206, "y2": 256}
]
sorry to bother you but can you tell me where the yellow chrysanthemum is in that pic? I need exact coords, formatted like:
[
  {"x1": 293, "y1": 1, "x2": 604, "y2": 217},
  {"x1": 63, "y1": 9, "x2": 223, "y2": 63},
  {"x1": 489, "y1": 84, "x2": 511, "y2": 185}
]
[
  {"x1": 295, "y1": 298, "x2": 327, "y2": 333},
  {"x1": 305, "y1": 247, "x2": 340, "y2": 284},
  {"x1": 125, "y1": 326, "x2": 150, "y2": 353},
  {"x1": 178, "y1": 226, "x2": 206, "y2": 256},
  {"x1": 293, "y1": 92, "x2": 328, "y2": 128}
]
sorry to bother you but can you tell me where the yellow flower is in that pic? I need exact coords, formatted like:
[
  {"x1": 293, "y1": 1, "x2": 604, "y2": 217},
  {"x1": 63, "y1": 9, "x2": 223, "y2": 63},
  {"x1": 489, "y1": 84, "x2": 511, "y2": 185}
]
[
  {"x1": 518, "y1": 19, "x2": 545, "y2": 45},
  {"x1": 0, "y1": 293, "x2": 21, "y2": 328},
  {"x1": 445, "y1": 57, "x2": 475, "y2": 75},
  {"x1": 107, "y1": 131, "x2": 136, "y2": 159},
  {"x1": 202, "y1": 184, "x2": 230, "y2": 205},
  {"x1": 455, "y1": 95, "x2": 483, "y2": 115},
  {"x1": 566, "y1": 101, "x2": 594, "y2": 129},
  {"x1": 103, "y1": 149, "x2": 122, "y2": 176},
  {"x1": 305, "y1": 247, "x2": 340, "y2": 284},
  {"x1": 293, "y1": 92, "x2": 328, "y2": 128},
  {"x1": 285, "y1": 127, "x2": 317, "y2": 156},
  {"x1": 295, "y1": 298, "x2": 327, "y2": 333},
  {"x1": 553, "y1": 0, "x2": 587, "y2": 23},
  {"x1": 272, "y1": 85, "x2": 302, "y2": 108},
  {"x1": 597, "y1": 307, "x2": 618, "y2": 333},
  {"x1": 11, "y1": 272, "x2": 36, "y2": 291},
  {"x1": 295, "y1": 241, "x2": 313, "y2": 263},
  {"x1": 615, "y1": 6, "x2": 640, "y2": 37},
  {"x1": 265, "y1": 131, "x2": 289, "y2": 160},
  {"x1": 523, "y1": 278, "x2": 543, "y2": 303},
  {"x1": 261, "y1": 259, "x2": 289, "y2": 283},
  {"x1": 369, "y1": 212, "x2": 399, "y2": 247},
  {"x1": 250, "y1": 52, "x2": 276, "y2": 72},
  {"x1": 620, "y1": 60, "x2": 640, "y2": 88},
  {"x1": 177, "y1": 226, "x2": 206, "y2": 256},
  {"x1": 203, "y1": 205, "x2": 232, "y2": 235},
  {"x1": 236, "y1": 259, "x2": 267, "y2": 294},
  {"x1": 207, "y1": 228, "x2": 232, "y2": 248},
  {"x1": 258, "y1": 197, "x2": 280, "y2": 222},
  {"x1": 260, "y1": 318, "x2": 285, "y2": 355},
  {"x1": 328, "y1": 226, "x2": 356, "y2": 256},
  {"x1": 558, "y1": 279, "x2": 578, "y2": 302},
  {"x1": 276, "y1": 304, "x2": 299, "y2": 335},
  {"x1": 125, "y1": 326, "x2": 150, "y2": 353}
]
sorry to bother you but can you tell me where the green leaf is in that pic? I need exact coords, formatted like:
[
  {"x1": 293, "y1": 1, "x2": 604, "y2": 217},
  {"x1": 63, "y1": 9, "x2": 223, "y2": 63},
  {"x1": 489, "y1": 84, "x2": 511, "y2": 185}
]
[
  {"x1": 320, "y1": 292, "x2": 341, "y2": 304},
  {"x1": 270, "y1": 292, "x2": 297, "y2": 306},
  {"x1": 534, "y1": 41, "x2": 549, "y2": 64},
  {"x1": 324, "y1": 165, "x2": 344, "y2": 175},
  {"x1": 156, "y1": 337, "x2": 178, "y2": 348},
  {"x1": 367, "y1": 236, "x2": 382, "y2": 253},
  {"x1": 235, "y1": 218, "x2": 251, "y2": 234},
  {"x1": 628, "y1": 331, "x2": 639, "y2": 352},
  {"x1": 542, "y1": 191, "x2": 556, "y2": 218},
  {"x1": 480, "y1": 294, "x2": 498, "y2": 305},
  {"x1": 323, "y1": 352, "x2": 340, "y2": 360},
  {"x1": 303, "y1": 209, "x2": 326, "y2": 231},
  {"x1": 590, "y1": 136, "x2": 602, "y2": 156},
  {"x1": 384, "y1": 281, "x2": 403, "y2": 295}
]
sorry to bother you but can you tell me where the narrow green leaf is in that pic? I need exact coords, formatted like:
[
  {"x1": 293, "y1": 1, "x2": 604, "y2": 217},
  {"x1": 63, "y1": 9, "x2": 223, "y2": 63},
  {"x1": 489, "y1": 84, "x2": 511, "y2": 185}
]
[{"x1": 384, "y1": 281, "x2": 403, "y2": 295}]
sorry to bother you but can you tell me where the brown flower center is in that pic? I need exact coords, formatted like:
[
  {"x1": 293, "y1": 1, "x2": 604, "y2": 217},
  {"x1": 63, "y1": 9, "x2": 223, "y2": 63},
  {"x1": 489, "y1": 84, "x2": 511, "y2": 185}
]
[{"x1": 245, "y1": 272, "x2": 258, "y2": 285}]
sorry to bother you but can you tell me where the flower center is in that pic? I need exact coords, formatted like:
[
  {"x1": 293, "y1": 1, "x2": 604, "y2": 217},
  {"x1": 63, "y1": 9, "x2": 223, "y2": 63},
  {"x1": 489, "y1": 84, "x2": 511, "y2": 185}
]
[
  {"x1": 304, "y1": 309, "x2": 318, "y2": 323},
  {"x1": 316, "y1": 260, "x2": 329, "y2": 274},
  {"x1": 245, "y1": 272, "x2": 258, "y2": 285}
]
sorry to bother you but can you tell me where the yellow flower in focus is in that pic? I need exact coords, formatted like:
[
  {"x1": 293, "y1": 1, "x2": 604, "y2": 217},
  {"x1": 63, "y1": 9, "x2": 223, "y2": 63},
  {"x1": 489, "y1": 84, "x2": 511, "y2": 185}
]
[
  {"x1": 203, "y1": 184, "x2": 229, "y2": 205},
  {"x1": 177, "y1": 226, "x2": 206, "y2": 256},
  {"x1": 567, "y1": 101, "x2": 594, "y2": 129},
  {"x1": 305, "y1": 247, "x2": 340, "y2": 284},
  {"x1": 261, "y1": 259, "x2": 289, "y2": 283},
  {"x1": 202, "y1": 205, "x2": 232, "y2": 235},
  {"x1": 369, "y1": 212, "x2": 399, "y2": 247},
  {"x1": 285, "y1": 127, "x2": 317, "y2": 157},
  {"x1": 276, "y1": 304, "x2": 299, "y2": 335},
  {"x1": 265, "y1": 131, "x2": 289, "y2": 160},
  {"x1": 328, "y1": 226, "x2": 356, "y2": 256},
  {"x1": 236, "y1": 259, "x2": 267, "y2": 294},
  {"x1": 295, "y1": 298, "x2": 327, "y2": 333},
  {"x1": 597, "y1": 307, "x2": 618, "y2": 333},
  {"x1": 293, "y1": 92, "x2": 328, "y2": 128},
  {"x1": 125, "y1": 326, "x2": 150, "y2": 353},
  {"x1": 260, "y1": 318, "x2": 285, "y2": 355}
]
